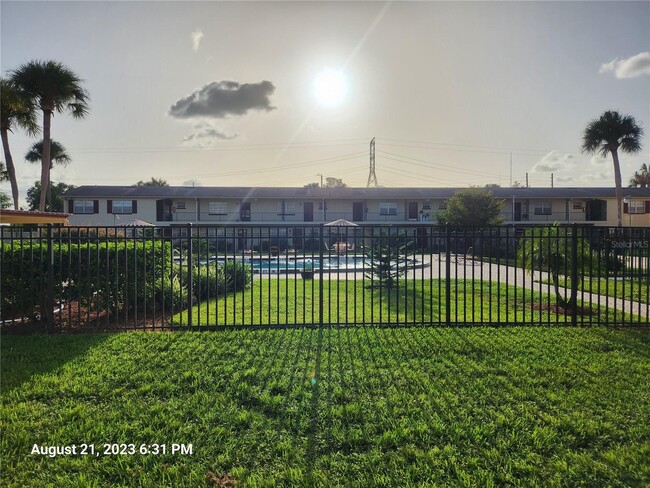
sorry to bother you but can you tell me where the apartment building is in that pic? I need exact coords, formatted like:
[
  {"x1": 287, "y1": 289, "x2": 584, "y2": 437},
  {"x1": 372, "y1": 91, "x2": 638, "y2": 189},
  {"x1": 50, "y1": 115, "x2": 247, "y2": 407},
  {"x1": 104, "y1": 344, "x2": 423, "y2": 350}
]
[{"x1": 63, "y1": 186, "x2": 650, "y2": 227}]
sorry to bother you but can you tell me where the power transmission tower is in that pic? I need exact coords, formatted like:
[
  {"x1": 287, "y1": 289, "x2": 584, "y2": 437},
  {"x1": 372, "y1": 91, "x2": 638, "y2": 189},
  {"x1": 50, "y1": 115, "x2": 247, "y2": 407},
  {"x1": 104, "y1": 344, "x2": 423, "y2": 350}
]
[{"x1": 367, "y1": 137, "x2": 378, "y2": 187}]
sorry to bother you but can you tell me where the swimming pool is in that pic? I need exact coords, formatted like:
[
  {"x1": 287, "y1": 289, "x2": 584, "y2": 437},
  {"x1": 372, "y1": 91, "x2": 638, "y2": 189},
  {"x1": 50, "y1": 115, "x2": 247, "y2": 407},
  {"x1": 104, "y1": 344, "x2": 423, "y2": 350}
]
[{"x1": 244, "y1": 255, "x2": 421, "y2": 274}]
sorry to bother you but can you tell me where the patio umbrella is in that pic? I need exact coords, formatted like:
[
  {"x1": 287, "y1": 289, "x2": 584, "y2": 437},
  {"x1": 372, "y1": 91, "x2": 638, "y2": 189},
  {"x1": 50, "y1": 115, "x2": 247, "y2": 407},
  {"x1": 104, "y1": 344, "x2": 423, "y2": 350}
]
[
  {"x1": 324, "y1": 218, "x2": 358, "y2": 227},
  {"x1": 123, "y1": 219, "x2": 155, "y2": 226}
]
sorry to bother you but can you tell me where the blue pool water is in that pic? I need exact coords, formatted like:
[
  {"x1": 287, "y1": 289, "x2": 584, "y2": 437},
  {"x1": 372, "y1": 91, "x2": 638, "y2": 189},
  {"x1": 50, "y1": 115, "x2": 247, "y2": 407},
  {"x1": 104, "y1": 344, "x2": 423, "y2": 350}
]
[{"x1": 195, "y1": 255, "x2": 421, "y2": 274}]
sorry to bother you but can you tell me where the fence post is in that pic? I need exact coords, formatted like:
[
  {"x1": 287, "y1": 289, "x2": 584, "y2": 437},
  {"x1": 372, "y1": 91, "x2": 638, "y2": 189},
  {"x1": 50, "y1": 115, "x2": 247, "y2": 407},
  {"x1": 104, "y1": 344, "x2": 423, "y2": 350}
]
[
  {"x1": 46, "y1": 224, "x2": 55, "y2": 330},
  {"x1": 445, "y1": 225, "x2": 451, "y2": 324},
  {"x1": 187, "y1": 223, "x2": 193, "y2": 327},
  {"x1": 570, "y1": 223, "x2": 578, "y2": 326},
  {"x1": 319, "y1": 223, "x2": 324, "y2": 327}
]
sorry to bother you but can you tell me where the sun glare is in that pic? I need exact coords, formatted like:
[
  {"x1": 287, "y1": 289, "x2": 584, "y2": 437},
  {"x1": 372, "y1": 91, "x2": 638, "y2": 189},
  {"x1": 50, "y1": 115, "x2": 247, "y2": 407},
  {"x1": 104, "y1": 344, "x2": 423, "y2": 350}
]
[{"x1": 313, "y1": 69, "x2": 347, "y2": 108}]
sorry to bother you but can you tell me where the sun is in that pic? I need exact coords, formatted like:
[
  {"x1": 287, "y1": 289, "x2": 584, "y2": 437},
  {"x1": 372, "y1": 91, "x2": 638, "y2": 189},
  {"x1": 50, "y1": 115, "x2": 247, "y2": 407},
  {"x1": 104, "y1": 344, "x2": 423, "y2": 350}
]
[{"x1": 313, "y1": 69, "x2": 347, "y2": 108}]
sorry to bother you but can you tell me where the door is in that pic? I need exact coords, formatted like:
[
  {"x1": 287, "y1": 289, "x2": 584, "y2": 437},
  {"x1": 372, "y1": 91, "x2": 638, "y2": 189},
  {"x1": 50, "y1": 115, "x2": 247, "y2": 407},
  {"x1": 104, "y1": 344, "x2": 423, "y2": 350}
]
[
  {"x1": 514, "y1": 202, "x2": 522, "y2": 221},
  {"x1": 408, "y1": 202, "x2": 419, "y2": 220},
  {"x1": 240, "y1": 202, "x2": 251, "y2": 221},
  {"x1": 352, "y1": 202, "x2": 364, "y2": 222},
  {"x1": 304, "y1": 202, "x2": 313, "y2": 222}
]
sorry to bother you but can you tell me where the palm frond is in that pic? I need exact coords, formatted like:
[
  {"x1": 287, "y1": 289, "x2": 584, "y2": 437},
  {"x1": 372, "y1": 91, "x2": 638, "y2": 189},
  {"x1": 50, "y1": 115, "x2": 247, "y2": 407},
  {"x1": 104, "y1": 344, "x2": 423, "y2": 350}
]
[
  {"x1": 10, "y1": 60, "x2": 90, "y2": 117},
  {"x1": 0, "y1": 78, "x2": 40, "y2": 136}
]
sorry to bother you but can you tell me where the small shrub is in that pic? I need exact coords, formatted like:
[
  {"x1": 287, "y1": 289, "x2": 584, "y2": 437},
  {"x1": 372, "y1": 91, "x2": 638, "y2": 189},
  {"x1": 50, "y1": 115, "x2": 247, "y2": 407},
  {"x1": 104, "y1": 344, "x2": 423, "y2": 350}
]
[{"x1": 191, "y1": 261, "x2": 252, "y2": 300}]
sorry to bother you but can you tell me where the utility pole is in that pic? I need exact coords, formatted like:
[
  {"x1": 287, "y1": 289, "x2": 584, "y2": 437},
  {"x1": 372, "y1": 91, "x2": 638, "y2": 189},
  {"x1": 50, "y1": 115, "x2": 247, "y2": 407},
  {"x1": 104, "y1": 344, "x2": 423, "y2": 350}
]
[
  {"x1": 526, "y1": 172, "x2": 529, "y2": 188},
  {"x1": 551, "y1": 173, "x2": 554, "y2": 188},
  {"x1": 367, "y1": 137, "x2": 378, "y2": 188},
  {"x1": 509, "y1": 153, "x2": 512, "y2": 187}
]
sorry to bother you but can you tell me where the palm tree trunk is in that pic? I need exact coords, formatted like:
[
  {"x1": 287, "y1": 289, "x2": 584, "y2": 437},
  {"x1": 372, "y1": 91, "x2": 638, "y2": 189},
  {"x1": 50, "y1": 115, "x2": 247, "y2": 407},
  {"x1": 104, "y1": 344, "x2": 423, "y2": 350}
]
[
  {"x1": 0, "y1": 128, "x2": 20, "y2": 210},
  {"x1": 611, "y1": 149, "x2": 623, "y2": 227},
  {"x1": 552, "y1": 272, "x2": 569, "y2": 309},
  {"x1": 39, "y1": 110, "x2": 52, "y2": 212}
]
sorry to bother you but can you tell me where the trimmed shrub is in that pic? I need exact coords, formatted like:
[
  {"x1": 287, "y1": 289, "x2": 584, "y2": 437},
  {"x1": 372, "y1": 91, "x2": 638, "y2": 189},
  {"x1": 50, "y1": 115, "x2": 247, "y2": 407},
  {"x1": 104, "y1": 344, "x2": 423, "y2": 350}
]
[
  {"x1": 0, "y1": 240, "x2": 188, "y2": 320},
  {"x1": 191, "y1": 261, "x2": 252, "y2": 301}
]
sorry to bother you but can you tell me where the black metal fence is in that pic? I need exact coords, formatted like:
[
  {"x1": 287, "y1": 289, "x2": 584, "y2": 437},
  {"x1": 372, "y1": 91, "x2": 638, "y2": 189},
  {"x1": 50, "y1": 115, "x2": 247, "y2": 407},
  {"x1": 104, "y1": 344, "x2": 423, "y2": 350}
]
[{"x1": 1, "y1": 224, "x2": 648, "y2": 331}]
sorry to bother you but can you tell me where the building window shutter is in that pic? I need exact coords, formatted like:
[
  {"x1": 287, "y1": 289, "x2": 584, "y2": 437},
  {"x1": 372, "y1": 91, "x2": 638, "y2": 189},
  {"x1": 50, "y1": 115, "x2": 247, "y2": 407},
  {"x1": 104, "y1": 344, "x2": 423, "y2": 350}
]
[
  {"x1": 623, "y1": 202, "x2": 629, "y2": 214},
  {"x1": 132, "y1": 200, "x2": 137, "y2": 213},
  {"x1": 645, "y1": 201, "x2": 650, "y2": 213},
  {"x1": 107, "y1": 200, "x2": 113, "y2": 213},
  {"x1": 93, "y1": 200, "x2": 99, "y2": 214},
  {"x1": 67, "y1": 200, "x2": 74, "y2": 213}
]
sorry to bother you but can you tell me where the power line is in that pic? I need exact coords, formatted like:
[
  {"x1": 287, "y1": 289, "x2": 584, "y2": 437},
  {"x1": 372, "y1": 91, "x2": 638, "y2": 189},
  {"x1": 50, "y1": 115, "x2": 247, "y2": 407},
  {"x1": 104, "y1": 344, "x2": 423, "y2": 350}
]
[
  {"x1": 66, "y1": 138, "x2": 370, "y2": 155},
  {"x1": 376, "y1": 136, "x2": 565, "y2": 156},
  {"x1": 376, "y1": 151, "x2": 500, "y2": 179}
]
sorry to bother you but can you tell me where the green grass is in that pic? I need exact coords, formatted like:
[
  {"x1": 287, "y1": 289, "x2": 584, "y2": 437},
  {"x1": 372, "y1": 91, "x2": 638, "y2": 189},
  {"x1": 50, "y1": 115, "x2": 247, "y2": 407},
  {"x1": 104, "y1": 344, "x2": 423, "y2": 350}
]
[
  {"x1": 2, "y1": 327, "x2": 649, "y2": 487},
  {"x1": 540, "y1": 276, "x2": 649, "y2": 304},
  {"x1": 174, "y1": 278, "x2": 643, "y2": 327}
]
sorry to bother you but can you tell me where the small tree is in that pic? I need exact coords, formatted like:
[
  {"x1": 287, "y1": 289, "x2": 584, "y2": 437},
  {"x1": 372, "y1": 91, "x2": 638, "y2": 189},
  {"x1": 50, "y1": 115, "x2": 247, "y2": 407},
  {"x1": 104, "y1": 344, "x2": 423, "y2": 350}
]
[
  {"x1": 629, "y1": 163, "x2": 649, "y2": 188},
  {"x1": 135, "y1": 177, "x2": 168, "y2": 187},
  {"x1": 437, "y1": 188, "x2": 504, "y2": 226},
  {"x1": 517, "y1": 224, "x2": 593, "y2": 311},
  {"x1": 26, "y1": 181, "x2": 75, "y2": 212},
  {"x1": 364, "y1": 231, "x2": 415, "y2": 289}
]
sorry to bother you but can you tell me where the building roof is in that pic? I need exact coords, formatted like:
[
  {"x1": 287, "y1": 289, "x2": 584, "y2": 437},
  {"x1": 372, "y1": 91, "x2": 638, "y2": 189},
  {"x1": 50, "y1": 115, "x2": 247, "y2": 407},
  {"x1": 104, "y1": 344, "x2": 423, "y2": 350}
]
[
  {"x1": 0, "y1": 209, "x2": 70, "y2": 225},
  {"x1": 62, "y1": 185, "x2": 650, "y2": 200}
]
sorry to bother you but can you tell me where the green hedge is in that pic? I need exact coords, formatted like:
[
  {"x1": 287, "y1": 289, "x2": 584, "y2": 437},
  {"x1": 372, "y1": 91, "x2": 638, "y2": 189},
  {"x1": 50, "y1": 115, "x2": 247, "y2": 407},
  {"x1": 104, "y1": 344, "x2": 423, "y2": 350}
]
[{"x1": 1, "y1": 241, "x2": 188, "y2": 320}]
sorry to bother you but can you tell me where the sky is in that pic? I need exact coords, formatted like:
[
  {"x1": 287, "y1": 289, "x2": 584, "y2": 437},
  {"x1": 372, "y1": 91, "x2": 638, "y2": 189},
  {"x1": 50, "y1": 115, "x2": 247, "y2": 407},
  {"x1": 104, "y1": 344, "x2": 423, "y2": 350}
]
[{"x1": 1, "y1": 1, "x2": 649, "y2": 206}]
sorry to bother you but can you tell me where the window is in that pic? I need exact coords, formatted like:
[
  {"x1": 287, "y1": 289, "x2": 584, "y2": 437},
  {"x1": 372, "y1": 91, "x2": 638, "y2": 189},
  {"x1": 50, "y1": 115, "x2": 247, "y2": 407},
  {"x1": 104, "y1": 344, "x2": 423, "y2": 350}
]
[
  {"x1": 629, "y1": 201, "x2": 646, "y2": 214},
  {"x1": 572, "y1": 201, "x2": 583, "y2": 210},
  {"x1": 379, "y1": 202, "x2": 397, "y2": 216},
  {"x1": 175, "y1": 201, "x2": 186, "y2": 210},
  {"x1": 110, "y1": 200, "x2": 134, "y2": 214},
  {"x1": 278, "y1": 201, "x2": 296, "y2": 215},
  {"x1": 534, "y1": 202, "x2": 552, "y2": 215},
  {"x1": 73, "y1": 200, "x2": 96, "y2": 214},
  {"x1": 208, "y1": 202, "x2": 228, "y2": 215}
]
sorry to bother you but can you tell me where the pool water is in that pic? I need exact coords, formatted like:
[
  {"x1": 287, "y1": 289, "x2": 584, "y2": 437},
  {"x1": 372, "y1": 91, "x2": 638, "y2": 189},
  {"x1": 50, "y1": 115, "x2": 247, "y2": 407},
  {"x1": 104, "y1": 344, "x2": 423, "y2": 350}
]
[{"x1": 247, "y1": 256, "x2": 366, "y2": 273}]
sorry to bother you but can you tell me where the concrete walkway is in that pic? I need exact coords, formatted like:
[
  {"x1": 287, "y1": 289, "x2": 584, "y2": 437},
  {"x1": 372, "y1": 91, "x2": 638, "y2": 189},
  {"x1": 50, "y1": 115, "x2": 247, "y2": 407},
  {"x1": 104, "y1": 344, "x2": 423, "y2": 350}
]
[
  {"x1": 311, "y1": 253, "x2": 648, "y2": 320},
  {"x1": 410, "y1": 254, "x2": 648, "y2": 319}
]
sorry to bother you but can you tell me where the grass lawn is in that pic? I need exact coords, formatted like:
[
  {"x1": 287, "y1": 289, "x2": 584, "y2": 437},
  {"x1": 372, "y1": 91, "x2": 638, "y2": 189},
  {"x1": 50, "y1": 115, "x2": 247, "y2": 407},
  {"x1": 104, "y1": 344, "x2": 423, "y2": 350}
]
[
  {"x1": 541, "y1": 276, "x2": 649, "y2": 305},
  {"x1": 2, "y1": 327, "x2": 649, "y2": 487},
  {"x1": 174, "y1": 279, "x2": 643, "y2": 327}
]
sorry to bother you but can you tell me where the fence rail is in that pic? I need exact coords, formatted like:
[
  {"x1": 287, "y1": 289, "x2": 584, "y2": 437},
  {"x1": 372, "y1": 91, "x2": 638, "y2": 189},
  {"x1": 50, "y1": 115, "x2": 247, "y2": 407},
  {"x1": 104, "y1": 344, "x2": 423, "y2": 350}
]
[{"x1": 1, "y1": 224, "x2": 648, "y2": 331}]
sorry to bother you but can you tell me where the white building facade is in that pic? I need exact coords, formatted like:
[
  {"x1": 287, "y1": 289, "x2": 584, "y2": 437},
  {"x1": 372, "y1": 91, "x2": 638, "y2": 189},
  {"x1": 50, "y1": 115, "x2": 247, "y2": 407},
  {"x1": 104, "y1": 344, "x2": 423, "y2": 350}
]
[{"x1": 63, "y1": 186, "x2": 650, "y2": 228}]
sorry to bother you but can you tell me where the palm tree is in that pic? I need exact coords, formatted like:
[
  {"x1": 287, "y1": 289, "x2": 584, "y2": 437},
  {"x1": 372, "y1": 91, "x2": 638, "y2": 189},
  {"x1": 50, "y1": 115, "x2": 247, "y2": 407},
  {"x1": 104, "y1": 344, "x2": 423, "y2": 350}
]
[
  {"x1": 10, "y1": 60, "x2": 89, "y2": 212},
  {"x1": 0, "y1": 78, "x2": 40, "y2": 209},
  {"x1": 25, "y1": 139, "x2": 71, "y2": 167},
  {"x1": 581, "y1": 111, "x2": 643, "y2": 227},
  {"x1": 25, "y1": 139, "x2": 71, "y2": 209},
  {"x1": 629, "y1": 163, "x2": 650, "y2": 188}
]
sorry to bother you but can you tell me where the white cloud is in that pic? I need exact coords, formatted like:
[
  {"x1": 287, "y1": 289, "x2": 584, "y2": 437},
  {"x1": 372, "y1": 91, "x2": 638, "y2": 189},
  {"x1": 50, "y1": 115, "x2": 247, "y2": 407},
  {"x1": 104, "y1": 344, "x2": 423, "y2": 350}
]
[
  {"x1": 531, "y1": 150, "x2": 575, "y2": 172},
  {"x1": 580, "y1": 170, "x2": 611, "y2": 183},
  {"x1": 599, "y1": 51, "x2": 650, "y2": 79},
  {"x1": 183, "y1": 179, "x2": 203, "y2": 187},
  {"x1": 555, "y1": 176, "x2": 574, "y2": 183},
  {"x1": 182, "y1": 122, "x2": 237, "y2": 146},
  {"x1": 191, "y1": 29, "x2": 204, "y2": 52},
  {"x1": 589, "y1": 155, "x2": 608, "y2": 166}
]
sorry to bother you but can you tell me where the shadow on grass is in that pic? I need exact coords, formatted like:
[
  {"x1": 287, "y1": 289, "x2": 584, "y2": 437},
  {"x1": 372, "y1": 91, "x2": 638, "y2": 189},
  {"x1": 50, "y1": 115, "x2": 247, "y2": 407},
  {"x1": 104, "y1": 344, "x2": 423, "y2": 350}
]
[{"x1": 0, "y1": 333, "x2": 109, "y2": 394}]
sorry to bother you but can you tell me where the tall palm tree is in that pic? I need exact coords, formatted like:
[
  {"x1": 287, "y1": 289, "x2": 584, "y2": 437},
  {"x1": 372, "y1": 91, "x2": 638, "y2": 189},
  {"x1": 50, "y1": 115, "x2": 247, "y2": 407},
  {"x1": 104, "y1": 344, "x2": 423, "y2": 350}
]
[
  {"x1": 10, "y1": 60, "x2": 89, "y2": 212},
  {"x1": 0, "y1": 78, "x2": 40, "y2": 209},
  {"x1": 629, "y1": 163, "x2": 650, "y2": 188},
  {"x1": 582, "y1": 110, "x2": 643, "y2": 227},
  {"x1": 25, "y1": 139, "x2": 72, "y2": 167},
  {"x1": 25, "y1": 139, "x2": 72, "y2": 209}
]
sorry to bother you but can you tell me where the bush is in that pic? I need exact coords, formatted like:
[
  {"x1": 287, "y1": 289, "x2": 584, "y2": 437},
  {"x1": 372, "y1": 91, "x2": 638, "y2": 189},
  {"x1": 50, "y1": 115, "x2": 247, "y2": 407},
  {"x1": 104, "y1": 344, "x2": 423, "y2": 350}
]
[
  {"x1": 191, "y1": 261, "x2": 252, "y2": 300},
  {"x1": 0, "y1": 240, "x2": 188, "y2": 320}
]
